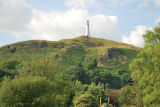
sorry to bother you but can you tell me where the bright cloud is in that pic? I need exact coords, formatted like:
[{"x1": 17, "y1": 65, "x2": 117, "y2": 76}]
[
  {"x1": 1, "y1": 0, "x2": 155, "y2": 46},
  {"x1": 28, "y1": 9, "x2": 88, "y2": 40},
  {"x1": 122, "y1": 26, "x2": 151, "y2": 47},
  {"x1": 65, "y1": 0, "x2": 100, "y2": 8},
  {"x1": 0, "y1": 0, "x2": 32, "y2": 37},
  {"x1": 154, "y1": 0, "x2": 160, "y2": 7},
  {"x1": 89, "y1": 15, "x2": 121, "y2": 41},
  {"x1": 0, "y1": 0, "x2": 121, "y2": 42},
  {"x1": 28, "y1": 9, "x2": 121, "y2": 41}
]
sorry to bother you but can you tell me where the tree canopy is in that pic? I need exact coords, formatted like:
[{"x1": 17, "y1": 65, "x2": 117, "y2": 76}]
[
  {"x1": 129, "y1": 24, "x2": 160, "y2": 106},
  {"x1": 73, "y1": 94, "x2": 98, "y2": 107},
  {"x1": 0, "y1": 76, "x2": 74, "y2": 107}
]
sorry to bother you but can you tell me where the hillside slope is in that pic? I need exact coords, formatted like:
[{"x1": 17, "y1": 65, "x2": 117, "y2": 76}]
[
  {"x1": 0, "y1": 36, "x2": 140, "y2": 59},
  {"x1": 0, "y1": 36, "x2": 140, "y2": 88}
]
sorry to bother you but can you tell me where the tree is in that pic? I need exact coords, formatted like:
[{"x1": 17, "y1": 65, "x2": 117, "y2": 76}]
[
  {"x1": 118, "y1": 86, "x2": 136, "y2": 106},
  {"x1": 74, "y1": 94, "x2": 98, "y2": 107},
  {"x1": 108, "y1": 89, "x2": 119, "y2": 106},
  {"x1": 118, "y1": 70, "x2": 133, "y2": 87},
  {"x1": 73, "y1": 80, "x2": 89, "y2": 99},
  {"x1": 130, "y1": 24, "x2": 160, "y2": 106},
  {"x1": 0, "y1": 59, "x2": 20, "y2": 79},
  {"x1": 87, "y1": 83, "x2": 106, "y2": 103}
]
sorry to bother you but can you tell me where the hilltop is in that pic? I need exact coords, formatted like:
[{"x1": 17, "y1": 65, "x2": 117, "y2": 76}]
[
  {"x1": 0, "y1": 36, "x2": 139, "y2": 55},
  {"x1": 0, "y1": 36, "x2": 140, "y2": 54}
]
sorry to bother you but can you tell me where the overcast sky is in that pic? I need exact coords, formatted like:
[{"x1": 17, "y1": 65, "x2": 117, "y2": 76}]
[{"x1": 0, "y1": 0, "x2": 160, "y2": 47}]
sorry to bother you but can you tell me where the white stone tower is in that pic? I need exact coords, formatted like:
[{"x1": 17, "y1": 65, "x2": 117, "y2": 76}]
[{"x1": 86, "y1": 20, "x2": 90, "y2": 38}]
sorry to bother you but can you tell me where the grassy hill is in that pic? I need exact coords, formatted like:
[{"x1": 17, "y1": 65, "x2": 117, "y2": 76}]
[
  {"x1": 0, "y1": 36, "x2": 140, "y2": 88},
  {"x1": 0, "y1": 36, "x2": 140, "y2": 59}
]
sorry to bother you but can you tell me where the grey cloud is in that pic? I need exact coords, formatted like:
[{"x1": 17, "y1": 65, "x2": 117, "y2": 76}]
[{"x1": 0, "y1": 0, "x2": 32, "y2": 36}]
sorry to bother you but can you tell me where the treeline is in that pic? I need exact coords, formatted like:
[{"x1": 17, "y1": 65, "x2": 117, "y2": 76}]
[{"x1": 0, "y1": 52, "x2": 127, "y2": 106}]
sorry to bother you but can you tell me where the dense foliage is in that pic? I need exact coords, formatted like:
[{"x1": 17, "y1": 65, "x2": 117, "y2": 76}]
[
  {"x1": 74, "y1": 94, "x2": 98, "y2": 107},
  {"x1": 118, "y1": 24, "x2": 160, "y2": 106},
  {"x1": 0, "y1": 76, "x2": 74, "y2": 107}
]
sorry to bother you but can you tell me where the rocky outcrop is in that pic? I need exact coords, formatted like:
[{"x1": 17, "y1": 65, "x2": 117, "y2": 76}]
[
  {"x1": 8, "y1": 45, "x2": 16, "y2": 53},
  {"x1": 101, "y1": 48, "x2": 121, "y2": 60},
  {"x1": 52, "y1": 53, "x2": 60, "y2": 59},
  {"x1": 39, "y1": 41, "x2": 48, "y2": 48}
]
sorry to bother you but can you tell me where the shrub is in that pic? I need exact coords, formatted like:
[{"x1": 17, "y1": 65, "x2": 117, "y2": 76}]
[{"x1": 74, "y1": 94, "x2": 98, "y2": 107}]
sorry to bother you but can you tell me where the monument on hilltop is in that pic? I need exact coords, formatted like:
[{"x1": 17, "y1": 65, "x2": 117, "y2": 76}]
[{"x1": 86, "y1": 20, "x2": 91, "y2": 38}]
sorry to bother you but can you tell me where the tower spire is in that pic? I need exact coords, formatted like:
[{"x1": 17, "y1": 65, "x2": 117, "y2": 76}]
[{"x1": 86, "y1": 20, "x2": 90, "y2": 38}]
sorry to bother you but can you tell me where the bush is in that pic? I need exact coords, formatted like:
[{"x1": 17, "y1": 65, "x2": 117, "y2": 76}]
[
  {"x1": 0, "y1": 76, "x2": 56, "y2": 107},
  {"x1": 118, "y1": 86, "x2": 136, "y2": 106},
  {"x1": 0, "y1": 59, "x2": 20, "y2": 79},
  {"x1": 74, "y1": 94, "x2": 98, "y2": 107}
]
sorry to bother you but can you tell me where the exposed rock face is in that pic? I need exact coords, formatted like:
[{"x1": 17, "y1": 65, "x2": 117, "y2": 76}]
[
  {"x1": 8, "y1": 46, "x2": 16, "y2": 53},
  {"x1": 39, "y1": 41, "x2": 48, "y2": 48},
  {"x1": 101, "y1": 48, "x2": 121, "y2": 60}
]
